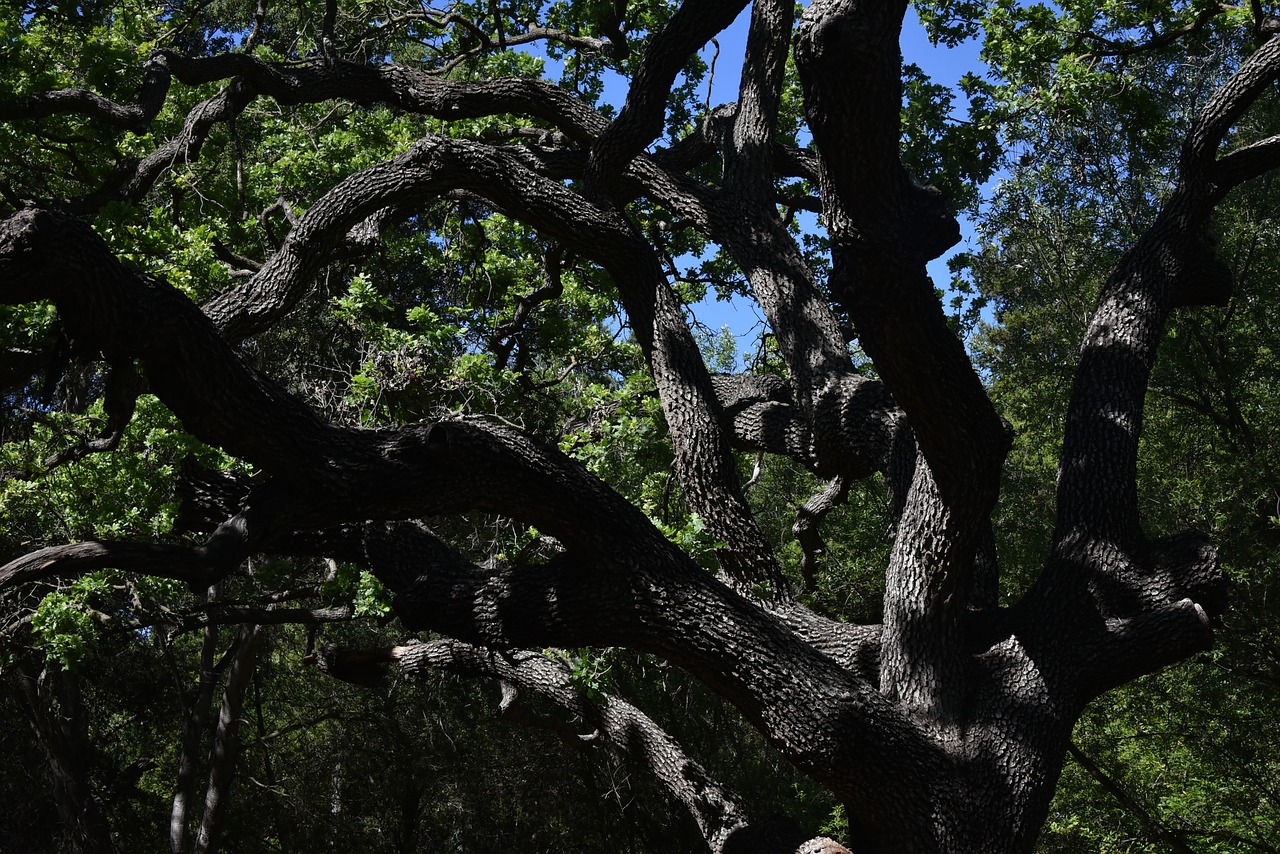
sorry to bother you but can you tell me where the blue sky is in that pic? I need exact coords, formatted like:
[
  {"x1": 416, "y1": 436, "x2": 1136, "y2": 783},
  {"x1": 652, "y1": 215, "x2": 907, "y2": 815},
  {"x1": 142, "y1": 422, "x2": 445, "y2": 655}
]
[
  {"x1": 650, "y1": 5, "x2": 991, "y2": 359},
  {"x1": 534, "y1": 5, "x2": 992, "y2": 361}
]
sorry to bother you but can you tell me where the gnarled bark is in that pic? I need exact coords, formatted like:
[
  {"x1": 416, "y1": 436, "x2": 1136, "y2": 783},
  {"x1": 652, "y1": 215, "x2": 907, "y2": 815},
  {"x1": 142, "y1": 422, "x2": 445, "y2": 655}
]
[{"x1": 1, "y1": 4, "x2": 1274, "y2": 852}]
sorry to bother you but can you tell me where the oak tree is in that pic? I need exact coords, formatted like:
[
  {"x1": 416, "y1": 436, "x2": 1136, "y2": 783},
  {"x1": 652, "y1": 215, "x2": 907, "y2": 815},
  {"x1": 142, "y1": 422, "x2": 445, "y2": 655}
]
[{"x1": 2, "y1": 1, "x2": 1279, "y2": 851}]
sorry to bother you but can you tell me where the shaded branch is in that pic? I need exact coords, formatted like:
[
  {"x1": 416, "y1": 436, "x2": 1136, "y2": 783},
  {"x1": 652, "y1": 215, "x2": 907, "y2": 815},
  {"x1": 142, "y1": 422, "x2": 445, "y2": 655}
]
[
  {"x1": 387, "y1": 639, "x2": 752, "y2": 851},
  {"x1": 1067, "y1": 741, "x2": 1199, "y2": 854},
  {"x1": 41, "y1": 360, "x2": 145, "y2": 470},
  {"x1": 71, "y1": 78, "x2": 255, "y2": 214},
  {"x1": 1215, "y1": 131, "x2": 1280, "y2": 188},
  {"x1": 793, "y1": 476, "x2": 849, "y2": 591},
  {"x1": 1079, "y1": 4, "x2": 1224, "y2": 59},
  {"x1": 1, "y1": 541, "x2": 222, "y2": 592},
  {"x1": 192, "y1": 621, "x2": 260, "y2": 854},
  {"x1": 1053, "y1": 35, "x2": 1280, "y2": 544},
  {"x1": 793, "y1": 0, "x2": 1008, "y2": 735},
  {"x1": 585, "y1": 0, "x2": 750, "y2": 193},
  {"x1": 0, "y1": 176, "x2": 939, "y2": 831},
  {"x1": 490, "y1": 245, "x2": 565, "y2": 368},
  {"x1": 159, "y1": 50, "x2": 609, "y2": 144},
  {"x1": 0, "y1": 54, "x2": 172, "y2": 134}
]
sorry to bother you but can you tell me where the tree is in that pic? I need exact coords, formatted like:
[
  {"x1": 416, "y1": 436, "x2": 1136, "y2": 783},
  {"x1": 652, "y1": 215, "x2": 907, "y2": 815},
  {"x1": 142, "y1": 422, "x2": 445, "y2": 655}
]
[
  {"x1": 964, "y1": 10, "x2": 1280, "y2": 847},
  {"x1": 1, "y1": 0, "x2": 1278, "y2": 851}
]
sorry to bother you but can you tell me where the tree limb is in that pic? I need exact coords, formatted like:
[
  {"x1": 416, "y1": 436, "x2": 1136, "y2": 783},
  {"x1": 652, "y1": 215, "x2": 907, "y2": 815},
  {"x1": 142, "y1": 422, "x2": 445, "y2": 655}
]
[{"x1": 0, "y1": 53, "x2": 172, "y2": 134}]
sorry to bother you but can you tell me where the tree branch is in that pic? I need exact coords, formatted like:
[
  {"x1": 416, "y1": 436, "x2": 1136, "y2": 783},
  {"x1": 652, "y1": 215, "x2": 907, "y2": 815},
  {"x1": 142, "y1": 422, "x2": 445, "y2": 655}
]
[
  {"x1": 158, "y1": 50, "x2": 609, "y2": 144},
  {"x1": 392, "y1": 640, "x2": 754, "y2": 852},
  {"x1": 1215, "y1": 132, "x2": 1280, "y2": 189},
  {"x1": 41, "y1": 360, "x2": 144, "y2": 470},
  {"x1": 71, "y1": 78, "x2": 255, "y2": 213},
  {"x1": 794, "y1": 0, "x2": 1008, "y2": 734},
  {"x1": 1066, "y1": 741, "x2": 1199, "y2": 854},
  {"x1": 0, "y1": 53, "x2": 172, "y2": 134},
  {"x1": 1079, "y1": 4, "x2": 1224, "y2": 59},
  {"x1": 192, "y1": 621, "x2": 260, "y2": 854},
  {"x1": 1182, "y1": 34, "x2": 1280, "y2": 186},
  {"x1": 585, "y1": 0, "x2": 750, "y2": 194}
]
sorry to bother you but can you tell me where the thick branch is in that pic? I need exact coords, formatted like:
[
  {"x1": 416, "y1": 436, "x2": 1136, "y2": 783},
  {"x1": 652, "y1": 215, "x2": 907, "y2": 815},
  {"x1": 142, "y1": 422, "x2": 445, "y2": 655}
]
[
  {"x1": 724, "y1": 0, "x2": 792, "y2": 197},
  {"x1": 159, "y1": 51, "x2": 609, "y2": 143},
  {"x1": 793, "y1": 0, "x2": 1008, "y2": 732},
  {"x1": 585, "y1": 0, "x2": 750, "y2": 193},
  {"x1": 270, "y1": 519, "x2": 935, "y2": 830},
  {"x1": 0, "y1": 191, "x2": 939, "y2": 842},
  {"x1": 1, "y1": 541, "x2": 221, "y2": 592},
  {"x1": 0, "y1": 54, "x2": 172, "y2": 134},
  {"x1": 1055, "y1": 36, "x2": 1280, "y2": 544},
  {"x1": 794, "y1": 0, "x2": 1005, "y2": 505},
  {"x1": 1181, "y1": 34, "x2": 1280, "y2": 182},
  {"x1": 1215, "y1": 132, "x2": 1280, "y2": 188}
]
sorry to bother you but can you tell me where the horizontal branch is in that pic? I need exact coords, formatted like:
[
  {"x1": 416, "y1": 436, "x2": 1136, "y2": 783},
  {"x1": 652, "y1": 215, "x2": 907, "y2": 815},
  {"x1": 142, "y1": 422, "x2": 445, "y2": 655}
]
[
  {"x1": 160, "y1": 51, "x2": 608, "y2": 143},
  {"x1": 1214, "y1": 132, "x2": 1280, "y2": 188},
  {"x1": 0, "y1": 541, "x2": 216, "y2": 590},
  {"x1": 0, "y1": 54, "x2": 172, "y2": 134}
]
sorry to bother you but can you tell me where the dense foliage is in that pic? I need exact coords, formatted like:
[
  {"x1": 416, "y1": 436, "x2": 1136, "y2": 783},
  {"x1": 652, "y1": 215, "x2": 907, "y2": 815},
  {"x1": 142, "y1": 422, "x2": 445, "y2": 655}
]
[{"x1": 1, "y1": 0, "x2": 1278, "y2": 852}]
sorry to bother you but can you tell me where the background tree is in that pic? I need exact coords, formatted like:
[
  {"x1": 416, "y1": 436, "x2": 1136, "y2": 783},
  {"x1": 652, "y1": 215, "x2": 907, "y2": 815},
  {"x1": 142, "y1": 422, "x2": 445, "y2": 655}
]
[{"x1": 1, "y1": 0, "x2": 1278, "y2": 852}]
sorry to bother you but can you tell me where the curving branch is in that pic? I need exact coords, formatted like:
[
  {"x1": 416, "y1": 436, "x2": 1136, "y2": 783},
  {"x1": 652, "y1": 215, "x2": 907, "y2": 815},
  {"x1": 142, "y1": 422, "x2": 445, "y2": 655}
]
[
  {"x1": 793, "y1": 476, "x2": 850, "y2": 591},
  {"x1": 158, "y1": 51, "x2": 609, "y2": 143},
  {"x1": 69, "y1": 79, "x2": 255, "y2": 214},
  {"x1": 1054, "y1": 34, "x2": 1280, "y2": 546},
  {"x1": 490, "y1": 245, "x2": 565, "y2": 368},
  {"x1": 795, "y1": 0, "x2": 1005, "y2": 505},
  {"x1": 41, "y1": 360, "x2": 145, "y2": 470},
  {"x1": 1079, "y1": 4, "x2": 1224, "y2": 59},
  {"x1": 584, "y1": 0, "x2": 750, "y2": 193},
  {"x1": 0, "y1": 54, "x2": 172, "y2": 134},
  {"x1": 1182, "y1": 34, "x2": 1280, "y2": 185},
  {"x1": 793, "y1": 0, "x2": 1009, "y2": 736},
  {"x1": 310, "y1": 638, "x2": 855, "y2": 853},
  {"x1": 392, "y1": 10, "x2": 623, "y2": 61},
  {"x1": 196, "y1": 131, "x2": 782, "y2": 587},
  {"x1": 0, "y1": 203, "x2": 944, "y2": 830},
  {"x1": 373, "y1": 640, "x2": 754, "y2": 851}
]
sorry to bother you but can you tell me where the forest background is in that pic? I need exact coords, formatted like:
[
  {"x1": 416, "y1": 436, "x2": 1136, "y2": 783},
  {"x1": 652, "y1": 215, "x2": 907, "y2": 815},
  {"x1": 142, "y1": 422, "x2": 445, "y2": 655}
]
[{"x1": 0, "y1": 0, "x2": 1278, "y2": 851}]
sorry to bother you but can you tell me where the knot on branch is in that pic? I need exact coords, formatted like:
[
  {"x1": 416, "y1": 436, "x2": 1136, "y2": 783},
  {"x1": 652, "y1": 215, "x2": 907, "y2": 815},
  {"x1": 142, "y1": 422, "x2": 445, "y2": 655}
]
[
  {"x1": 303, "y1": 643, "x2": 396, "y2": 687},
  {"x1": 1170, "y1": 228, "x2": 1234, "y2": 307},
  {"x1": 699, "y1": 103, "x2": 738, "y2": 150},
  {"x1": 1139, "y1": 530, "x2": 1227, "y2": 620},
  {"x1": 902, "y1": 180, "x2": 961, "y2": 263}
]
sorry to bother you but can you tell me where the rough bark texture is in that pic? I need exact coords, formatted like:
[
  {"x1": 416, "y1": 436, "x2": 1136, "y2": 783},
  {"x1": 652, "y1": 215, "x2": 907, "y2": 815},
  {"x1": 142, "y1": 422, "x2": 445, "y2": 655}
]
[{"x1": 3, "y1": 3, "x2": 1278, "y2": 852}]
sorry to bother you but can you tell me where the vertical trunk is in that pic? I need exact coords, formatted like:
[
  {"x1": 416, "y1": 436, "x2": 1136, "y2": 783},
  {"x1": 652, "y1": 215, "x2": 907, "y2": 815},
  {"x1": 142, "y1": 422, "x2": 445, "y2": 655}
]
[
  {"x1": 170, "y1": 596, "x2": 221, "y2": 853},
  {"x1": 15, "y1": 662, "x2": 116, "y2": 854},
  {"x1": 192, "y1": 622, "x2": 260, "y2": 854}
]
